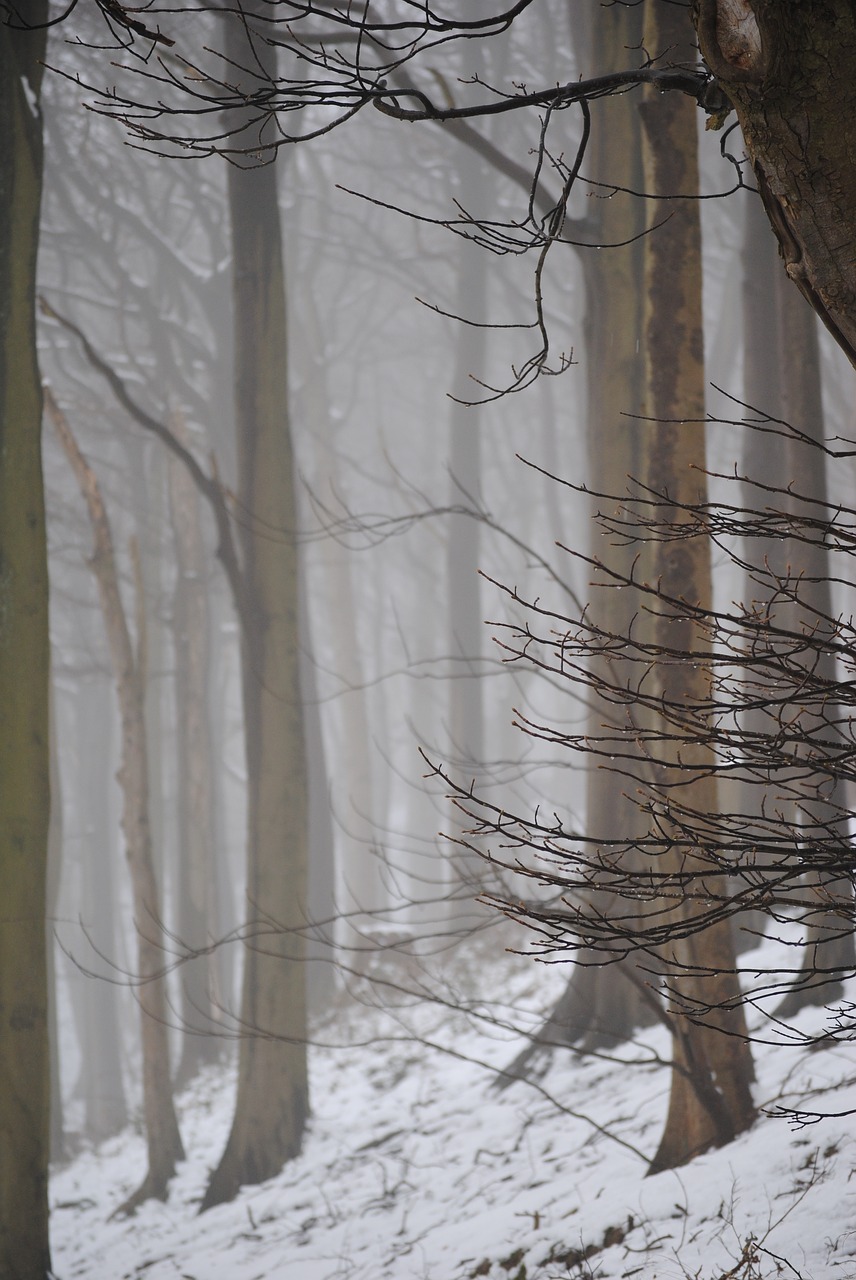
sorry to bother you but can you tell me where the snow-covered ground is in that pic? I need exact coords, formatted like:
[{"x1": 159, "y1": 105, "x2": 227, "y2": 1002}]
[{"x1": 51, "y1": 926, "x2": 856, "y2": 1279}]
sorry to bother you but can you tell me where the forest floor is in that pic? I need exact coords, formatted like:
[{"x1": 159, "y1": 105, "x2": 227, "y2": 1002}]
[{"x1": 50, "y1": 922, "x2": 856, "y2": 1279}]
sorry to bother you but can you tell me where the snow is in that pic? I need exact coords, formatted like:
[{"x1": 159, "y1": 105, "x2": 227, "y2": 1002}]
[{"x1": 50, "y1": 929, "x2": 856, "y2": 1279}]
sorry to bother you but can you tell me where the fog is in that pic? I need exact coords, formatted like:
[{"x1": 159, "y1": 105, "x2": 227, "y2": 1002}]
[{"x1": 6, "y1": 1, "x2": 856, "y2": 1273}]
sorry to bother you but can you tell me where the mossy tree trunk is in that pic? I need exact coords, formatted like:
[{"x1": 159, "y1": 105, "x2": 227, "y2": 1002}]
[
  {"x1": 640, "y1": 0, "x2": 756, "y2": 1175},
  {"x1": 0, "y1": 10, "x2": 52, "y2": 1277}
]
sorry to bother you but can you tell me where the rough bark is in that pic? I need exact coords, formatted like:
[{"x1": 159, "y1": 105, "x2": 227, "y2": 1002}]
[
  {"x1": 201, "y1": 10, "x2": 309, "y2": 1209},
  {"x1": 47, "y1": 390, "x2": 184, "y2": 1214},
  {"x1": 0, "y1": 11, "x2": 52, "y2": 1276},
  {"x1": 695, "y1": 0, "x2": 856, "y2": 369},
  {"x1": 640, "y1": 1, "x2": 756, "y2": 1175}
]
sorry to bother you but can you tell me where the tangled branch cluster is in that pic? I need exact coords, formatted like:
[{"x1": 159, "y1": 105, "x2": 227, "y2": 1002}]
[{"x1": 435, "y1": 421, "x2": 856, "y2": 1032}]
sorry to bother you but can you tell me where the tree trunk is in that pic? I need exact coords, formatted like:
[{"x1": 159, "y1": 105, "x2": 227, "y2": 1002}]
[
  {"x1": 573, "y1": 0, "x2": 658, "y2": 1052},
  {"x1": 695, "y1": 0, "x2": 856, "y2": 369},
  {"x1": 498, "y1": 2, "x2": 659, "y2": 1082},
  {"x1": 640, "y1": 0, "x2": 755, "y2": 1175},
  {"x1": 731, "y1": 191, "x2": 793, "y2": 953},
  {"x1": 201, "y1": 11, "x2": 309, "y2": 1208},
  {"x1": 0, "y1": 12, "x2": 52, "y2": 1277},
  {"x1": 47, "y1": 682, "x2": 65, "y2": 1162},
  {"x1": 167, "y1": 420, "x2": 223, "y2": 1087},
  {"x1": 47, "y1": 391, "x2": 184, "y2": 1214},
  {"x1": 299, "y1": 578, "x2": 336, "y2": 1014},
  {"x1": 290, "y1": 238, "x2": 384, "y2": 957},
  {"x1": 736, "y1": 201, "x2": 854, "y2": 995},
  {"x1": 774, "y1": 269, "x2": 855, "y2": 1014},
  {"x1": 72, "y1": 673, "x2": 129, "y2": 1143},
  {"x1": 446, "y1": 39, "x2": 492, "y2": 889}
]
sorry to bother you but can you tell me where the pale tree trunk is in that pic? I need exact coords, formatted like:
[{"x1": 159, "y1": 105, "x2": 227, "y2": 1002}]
[
  {"x1": 0, "y1": 12, "x2": 52, "y2": 1277},
  {"x1": 47, "y1": 390, "x2": 184, "y2": 1214},
  {"x1": 293, "y1": 256, "x2": 384, "y2": 953},
  {"x1": 695, "y1": 1, "x2": 856, "y2": 370},
  {"x1": 739, "y1": 202, "x2": 854, "y2": 996},
  {"x1": 640, "y1": 0, "x2": 755, "y2": 1175},
  {"x1": 503, "y1": 1, "x2": 655, "y2": 1083},
  {"x1": 731, "y1": 193, "x2": 794, "y2": 953},
  {"x1": 47, "y1": 682, "x2": 65, "y2": 1162},
  {"x1": 774, "y1": 270, "x2": 855, "y2": 1012},
  {"x1": 446, "y1": 38, "x2": 494, "y2": 888},
  {"x1": 201, "y1": 10, "x2": 309, "y2": 1208},
  {"x1": 71, "y1": 673, "x2": 128, "y2": 1142},
  {"x1": 167, "y1": 418, "x2": 224, "y2": 1086},
  {"x1": 571, "y1": 0, "x2": 658, "y2": 1052},
  {"x1": 299, "y1": 583, "x2": 336, "y2": 1013},
  {"x1": 447, "y1": 232, "x2": 486, "y2": 882}
]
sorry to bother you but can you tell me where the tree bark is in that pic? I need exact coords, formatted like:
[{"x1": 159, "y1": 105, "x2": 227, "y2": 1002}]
[
  {"x1": 47, "y1": 390, "x2": 185, "y2": 1214},
  {"x1": 695, "y1": 0, "x2": 856, "y2": 368},
  {"x1": 640, "y1": 0, "x2": 756, "y2": 1175},
  {"x1": 0, "y1": 10, "x2": 52, "y2": 1276}
]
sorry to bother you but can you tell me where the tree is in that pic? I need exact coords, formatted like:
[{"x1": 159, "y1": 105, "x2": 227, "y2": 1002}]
[
  {"x1": 0, "y1": 7, "x2": 52, "y2": 1277},
  {"x1": 740, "y1": 193, "x2": 856, "y2": 1012},
  {"x1": 695, "y1": 0, "x2": 856, "y2": 366},
  {"x1": 167, "y1": 420, "x2": 224, "y2": 1087},
  {"x1": 481, "y1": 0, "x2": 756, "y2": 1170},
  {"x1": 69, "y1": 0, "x2": 855, "y2": 1145},
  {"x1": 8, "y1": 0, "x2": 856, "y2": 1227},
  {"x1": 635, "y1": 0, "x2": 755, "y2": 1171},
  {"x1": 199, "y1": 22, "x2": 310, "y2": 1201},
  {"x1": 47, "y1": 389, "x2": 186, "y2": 1214},
  {"x1": 87, "y1": 2, "x2": 856, "y2": 376}
]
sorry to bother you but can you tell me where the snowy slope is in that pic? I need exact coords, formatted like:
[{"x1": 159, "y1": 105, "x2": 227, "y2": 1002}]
[{"x1": 50, "y1": 929, "x2": 856, "y2": 1280}]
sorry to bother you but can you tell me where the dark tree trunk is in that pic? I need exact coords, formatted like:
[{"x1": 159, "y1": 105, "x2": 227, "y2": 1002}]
[
  {"x1": 695, "y1": 0, "x2": 856, "y2": 368},
  {"x1": 0, "y1": 11, "x2": 53, "y2": 1276}
]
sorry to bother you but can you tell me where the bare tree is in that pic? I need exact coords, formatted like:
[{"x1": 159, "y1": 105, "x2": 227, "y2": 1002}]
[{"x1": 47, "y1": 389, "x2": 185, "y2": 1215}]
